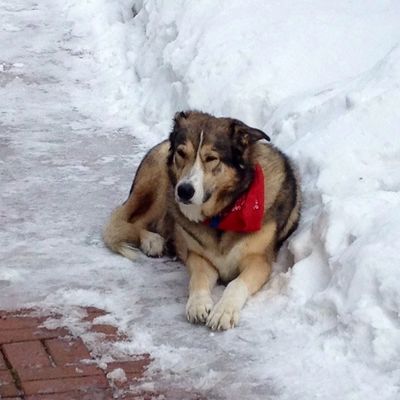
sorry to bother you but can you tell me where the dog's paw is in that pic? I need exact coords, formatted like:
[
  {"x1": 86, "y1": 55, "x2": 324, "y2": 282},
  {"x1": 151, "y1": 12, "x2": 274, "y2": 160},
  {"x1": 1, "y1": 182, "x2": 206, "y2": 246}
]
[
  {"x1": 186, "y1": 292, "x2": 213, "y2": 324},
  {"x1": 206, "y1": 279, "x2": 248, "y2": 330},
  {"x1": 206, "y1": 299, "x2": 240, "y2": 330},
  {"x1": 140, "y1": 231, "x2": 164, "y2": 257}
]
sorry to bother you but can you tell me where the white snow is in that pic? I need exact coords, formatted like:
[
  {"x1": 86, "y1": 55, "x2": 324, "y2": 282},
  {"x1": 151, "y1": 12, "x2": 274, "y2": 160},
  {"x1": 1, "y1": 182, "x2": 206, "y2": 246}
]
[
  {"x1": 1, "y1": 0, "x2": 400, "y2": 399},
  {"x1": 107, "y1": 367, "x2": 127, "y2": 384}
]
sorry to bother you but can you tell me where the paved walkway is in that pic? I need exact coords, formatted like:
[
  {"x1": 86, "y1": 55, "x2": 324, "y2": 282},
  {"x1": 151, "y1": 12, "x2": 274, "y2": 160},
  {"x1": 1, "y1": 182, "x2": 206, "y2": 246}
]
[
  {"x1": 0, "y1": 4, "x2": 156, "y2": 396},
  {"x1": 0, "y1": 2, "x2": 206, "y2": 398},
  {"x1": 0, "y1": 308, "x2": 151, "y2": 399}
]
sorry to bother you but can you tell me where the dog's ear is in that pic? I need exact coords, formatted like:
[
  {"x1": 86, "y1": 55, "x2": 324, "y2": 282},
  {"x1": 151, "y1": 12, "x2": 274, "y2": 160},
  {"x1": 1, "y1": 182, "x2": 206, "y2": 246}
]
[
  {"x1": 230, "y1": 119, "x2": 270, "y2": 168},
  {"x1": 231, "y1": 119, "x2": 270, "y2": 146},
  {"x1": 169, "y1": 112, "x2": 184, "y2": 145},
  {"x1": 174, "y1": 111, "x2": 188, "y2": 125},
  {"x1": 169, "y1": 111, "x2": 189, "y2": 145},
  {"x1": 172, "y1": 111, "x2": 191, "y2": 133},
  {"x1": 168, "y1": 111, "x2": 190, "y2": 164}
]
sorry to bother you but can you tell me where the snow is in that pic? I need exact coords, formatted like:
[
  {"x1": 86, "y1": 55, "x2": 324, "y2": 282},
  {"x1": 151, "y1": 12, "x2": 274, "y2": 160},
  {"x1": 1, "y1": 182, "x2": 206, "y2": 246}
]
[
  {"x1": 107, "y1": 367, "x2": 127, "y2": 384},
  {"x1": 1, "y1": 0, "x2": 400, "y2": 399}
]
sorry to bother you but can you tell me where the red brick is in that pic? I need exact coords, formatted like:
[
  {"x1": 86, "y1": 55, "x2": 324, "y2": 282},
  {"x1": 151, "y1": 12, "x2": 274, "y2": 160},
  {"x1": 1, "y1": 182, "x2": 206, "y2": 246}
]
[
  {"x1": 83, "y1": 308, "x2": 107, "y2": 323},
  {"x1": 122, "y1": 393, "x2": 172, "y2": 400},
  {"x1": 90, "y1": 324, "x2": 118, "y2": 336},
  {"x1": 122, "y1": 395, "x2": 159, "y2": 400},
  {"x1": 85, "y1": 307, "x2": 106, "y2": 314},
  {"x1": 44, "y1": 337, "x2": 91, "y2": 366},
  {"x1": 106, "y1": 358, "x2": 151, "y2": 375},
  {"x1": 91, "y1": 324, "x2": 127, "y2": 341},
  {"x1": 0, "y1": 351, "x2": 8, "y2": 369},
  {"x1": 22, "y1": 375, "x2": 109, "y2": 395},
  {"x1": 1, "y1": 398, "x2": 23, "y2": 400},
  {"x1": 25, "y1": 389, "x2": 114, "y2": 400},
  {"x1": 2, "y1": 341, "x2": 52, "y2": 370},
  {"x1": 131, "y1": 390, "x2": 205, "y2": 400},
  {"x1": 0, "y1": 369, "x2": 14, "y2": 385},
  {"x1": 106, "y1": 360, "x2": 151, "y2": 392},
  {"x1": 0, "y1": 370, "x2": 20, "y2": 397},
  {"x1": 0, "y1": 316, "x2": 46, "y2": 331},
  {"x1": 0, "y1": 327, "x2": 68, "y2": 344},
  {"x1": 0, "y1": 309, "x2": 34, "y2": 318},
  {"x1": 18, "y1": 364, "x2": 103, "y2": 382},
  {"x1": 0, "y1": 308, "x2": 158, "y2": 400}
]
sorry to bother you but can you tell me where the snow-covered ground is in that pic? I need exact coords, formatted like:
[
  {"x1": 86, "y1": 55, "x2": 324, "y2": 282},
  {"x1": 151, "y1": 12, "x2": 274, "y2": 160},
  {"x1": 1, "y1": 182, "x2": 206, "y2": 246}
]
[{"x1": 1, "y1": 0, "x2": 400, "y2": 398}]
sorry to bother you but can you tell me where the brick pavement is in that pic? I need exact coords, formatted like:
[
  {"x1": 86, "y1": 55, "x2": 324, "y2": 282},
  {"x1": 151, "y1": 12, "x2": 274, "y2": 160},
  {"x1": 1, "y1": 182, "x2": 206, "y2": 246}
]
[{"x1": 0, "y1": 308, "x2": 151, "y2": 399}]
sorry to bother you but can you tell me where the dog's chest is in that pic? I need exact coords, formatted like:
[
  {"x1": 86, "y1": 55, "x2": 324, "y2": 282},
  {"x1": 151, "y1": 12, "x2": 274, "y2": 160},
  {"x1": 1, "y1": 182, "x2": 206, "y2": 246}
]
[
  {"x1": 177, "y1": 224, "x2": 244, "y2": 282},
  {"x1": 203, "y1": 242, "x2": 244, "y2": 282}
]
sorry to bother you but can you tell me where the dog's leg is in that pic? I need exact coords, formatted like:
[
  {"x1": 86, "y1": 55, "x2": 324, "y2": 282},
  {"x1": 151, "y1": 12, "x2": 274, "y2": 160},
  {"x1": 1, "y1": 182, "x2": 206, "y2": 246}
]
[
  {"x1": 206, "y1": 254, "x2": 272, "y2": 330},
  {"x1": 186, "y1": 252, "x2": 218, "y2": 324},
  {"x1": 139, "y1": 230, "x2": 165, "y2": 257},
  {"x1": 103, "y1": 141, "x2": 170, "y2": 260}
]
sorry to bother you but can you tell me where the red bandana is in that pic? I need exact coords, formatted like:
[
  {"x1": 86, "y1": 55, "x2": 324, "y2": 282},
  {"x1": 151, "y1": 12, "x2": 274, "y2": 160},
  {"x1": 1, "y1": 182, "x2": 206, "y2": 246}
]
[{"x1": 205, "y1": 164, "x2": 265, "y2": 233}]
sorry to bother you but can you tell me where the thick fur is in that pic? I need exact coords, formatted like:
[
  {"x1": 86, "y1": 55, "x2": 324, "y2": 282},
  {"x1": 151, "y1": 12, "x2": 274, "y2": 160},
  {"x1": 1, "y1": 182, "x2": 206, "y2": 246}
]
[{"x1": 103, "y1": 111, "x2": 301, "y2": 330}]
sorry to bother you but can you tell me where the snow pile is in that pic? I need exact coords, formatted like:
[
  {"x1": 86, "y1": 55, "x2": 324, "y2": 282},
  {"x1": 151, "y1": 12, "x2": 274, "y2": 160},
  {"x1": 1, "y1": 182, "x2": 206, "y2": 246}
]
[
  {"x1": 285, "y1": 47, "x2": 400, "y2": 372},
  {"x1": 100, "y1": 0, "x2": 400, "y2": 135},
  {"x1": 2, "y1": 0, "x2": 400, "y2": 398}
]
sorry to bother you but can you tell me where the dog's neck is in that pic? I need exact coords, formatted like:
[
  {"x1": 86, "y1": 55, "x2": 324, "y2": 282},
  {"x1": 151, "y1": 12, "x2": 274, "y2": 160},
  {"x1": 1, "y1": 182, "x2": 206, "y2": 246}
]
[{"x1": 205, "y1": 164, "x2": 265, "y2": 233}]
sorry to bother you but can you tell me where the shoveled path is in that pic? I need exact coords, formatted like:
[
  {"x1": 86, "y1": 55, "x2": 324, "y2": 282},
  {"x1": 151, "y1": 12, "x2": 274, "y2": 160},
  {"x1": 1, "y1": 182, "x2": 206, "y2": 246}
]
[{"x1": 0, "y1": 1, "x2": 203, "y2": 399}]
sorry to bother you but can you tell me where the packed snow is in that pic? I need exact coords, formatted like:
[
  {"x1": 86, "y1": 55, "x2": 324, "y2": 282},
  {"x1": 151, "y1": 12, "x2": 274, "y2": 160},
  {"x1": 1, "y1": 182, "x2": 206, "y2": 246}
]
[{"x1": 1, "y1": 0, "x2": 400, "y2": 398}]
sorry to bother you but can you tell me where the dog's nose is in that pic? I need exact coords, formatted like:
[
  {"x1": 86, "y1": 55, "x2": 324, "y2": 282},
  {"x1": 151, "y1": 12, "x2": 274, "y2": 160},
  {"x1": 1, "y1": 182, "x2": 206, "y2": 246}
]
[{"x1": 177, "y1": 182, "x2": 195, "y2": 202}]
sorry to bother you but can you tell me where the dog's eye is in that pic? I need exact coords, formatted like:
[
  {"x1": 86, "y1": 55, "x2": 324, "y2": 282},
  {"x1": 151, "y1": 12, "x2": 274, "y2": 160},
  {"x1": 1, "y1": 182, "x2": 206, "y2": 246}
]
[
  {"x1": 176, "y1": 149, "x2": 186, "y2": 159},
  {"x1": 205, "y1": 155, "x2": 218, "y2": 163}
]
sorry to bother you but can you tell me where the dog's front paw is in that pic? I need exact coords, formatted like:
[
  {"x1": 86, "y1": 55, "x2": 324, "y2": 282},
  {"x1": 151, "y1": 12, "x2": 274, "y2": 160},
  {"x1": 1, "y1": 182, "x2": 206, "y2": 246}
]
[
  {"x1": 186, "y1": 292, "x2": 213, "y2": 324},
  {"x1": 206, "y1": 280, "x2": 248, "y2": 330},
  {"x1": 140, "y1": 231, "x2": 164, "y2": 257},
  {"x1": 206, "y1": 299, "x2": 240, "y2": 330}
]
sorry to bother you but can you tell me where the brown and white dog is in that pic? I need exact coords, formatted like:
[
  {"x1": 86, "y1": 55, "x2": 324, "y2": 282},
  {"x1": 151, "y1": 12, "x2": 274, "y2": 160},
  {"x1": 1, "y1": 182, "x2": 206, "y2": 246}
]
[{"x1": 103, "y1": 111, "x2": 300, "y2": 330}]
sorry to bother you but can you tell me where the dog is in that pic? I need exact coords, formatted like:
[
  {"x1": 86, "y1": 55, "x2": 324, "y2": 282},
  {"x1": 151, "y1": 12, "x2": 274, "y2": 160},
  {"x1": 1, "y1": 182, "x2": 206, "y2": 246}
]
[{"x1": 103, "y1": 111, "x2": 300, "y2": 330}]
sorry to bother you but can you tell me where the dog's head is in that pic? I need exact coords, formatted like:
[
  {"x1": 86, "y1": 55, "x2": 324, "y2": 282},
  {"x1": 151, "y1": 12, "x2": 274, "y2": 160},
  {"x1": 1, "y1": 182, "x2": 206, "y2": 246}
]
[{"x1": 168, "y1": 111, "x2": 270, "y2": 222}]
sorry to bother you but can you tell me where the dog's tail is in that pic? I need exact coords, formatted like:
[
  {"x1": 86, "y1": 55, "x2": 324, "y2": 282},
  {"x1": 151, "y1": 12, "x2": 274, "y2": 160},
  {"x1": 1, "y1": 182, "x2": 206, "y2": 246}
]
[{"x1": 103, "y1": 202, "x2": 141, "y2": 261}]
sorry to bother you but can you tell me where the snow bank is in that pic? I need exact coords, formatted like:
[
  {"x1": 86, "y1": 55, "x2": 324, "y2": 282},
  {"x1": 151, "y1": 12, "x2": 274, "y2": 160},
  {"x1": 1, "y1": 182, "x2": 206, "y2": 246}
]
[{"x1": 285, "y1": 47, "x2": 400, "y2": 372}]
